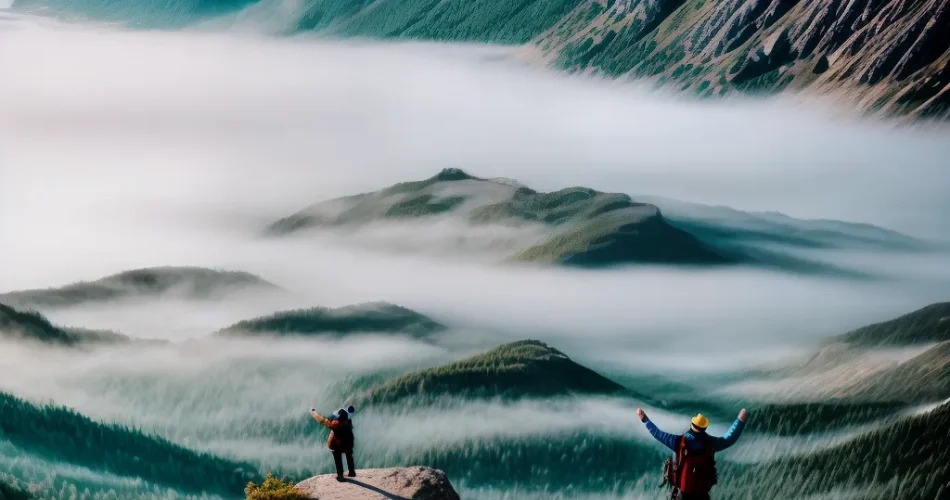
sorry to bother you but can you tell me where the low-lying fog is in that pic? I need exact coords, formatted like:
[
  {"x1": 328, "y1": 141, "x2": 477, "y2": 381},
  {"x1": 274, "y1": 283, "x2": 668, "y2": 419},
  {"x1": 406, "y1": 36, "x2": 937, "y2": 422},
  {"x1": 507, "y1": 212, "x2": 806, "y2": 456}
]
[{"x1": 1, "y1": 11, "x2": 949, "y2": 495}]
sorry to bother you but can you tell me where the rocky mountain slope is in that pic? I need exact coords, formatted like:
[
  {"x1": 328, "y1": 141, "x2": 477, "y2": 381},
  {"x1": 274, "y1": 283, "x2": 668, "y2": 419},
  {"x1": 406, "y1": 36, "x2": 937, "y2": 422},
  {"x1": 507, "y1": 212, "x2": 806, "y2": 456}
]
[
  {"x1": 266, "y1": 168, "x2": 728, "y2": 267},
  {"x1": 295, "y1": 467, "x2": 460, "y2": 500},
  {"x1": 214, "y1": 302, "x2": 446, "y2": 339},
  {"x1": 526, "y1": 0, "x2": 950, "y2": 120},
  {"x1": 728, "y1": 302, "x2": 950, "y2": 403},
  {"x1": 0, "y1": 266, "x2": 278, "y2": 309}
]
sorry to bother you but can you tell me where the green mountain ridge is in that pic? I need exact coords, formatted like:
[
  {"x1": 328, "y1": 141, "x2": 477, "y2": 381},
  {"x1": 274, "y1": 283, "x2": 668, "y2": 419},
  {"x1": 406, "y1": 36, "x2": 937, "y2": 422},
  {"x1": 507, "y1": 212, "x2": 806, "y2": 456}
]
[
  {"x1": 358, "y1": 339, "x2": 629, "y2": 405},
  {"x1": 732, "y1": 302, "x2": 950, "y2": 405},
  {"x1": 267, "y1": 168, "x2": 729, "y2": 267},
  {"x1": 214, "y1": 301, "x2": 446, "y2": 339},
  {"x1": 0, "y1": 303, "x2": 140, "y2": 347},
  {"x1": 0, "y1": 266, "x2": 279, "y2": 310}
]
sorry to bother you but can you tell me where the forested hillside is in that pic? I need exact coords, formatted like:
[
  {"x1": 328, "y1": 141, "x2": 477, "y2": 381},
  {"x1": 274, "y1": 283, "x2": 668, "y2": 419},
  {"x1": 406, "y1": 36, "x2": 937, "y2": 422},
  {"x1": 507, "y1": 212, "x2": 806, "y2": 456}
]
[
  {"x1": 215, "y1": 302, "x2": 445, "y2": 339},
  {"x1": 292, "y1": 0, "x2": 584, "y2": 44},
  {"x1": 722, "y1": 401, "x2": 950, "y2": 499},
  {"x1": 0, "y1": 392, "x2": 258, "y2": 498},
  {"x1": 360, "y1": 340, "x2": 628, "y2": 404}
]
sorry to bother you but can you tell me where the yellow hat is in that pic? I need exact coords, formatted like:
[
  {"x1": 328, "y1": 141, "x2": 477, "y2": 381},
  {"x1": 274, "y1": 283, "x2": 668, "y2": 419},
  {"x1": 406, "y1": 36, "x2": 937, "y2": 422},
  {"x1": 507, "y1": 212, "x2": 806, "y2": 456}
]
[{"x1": 691, "y1": 414, "x2": 709, "y2": 430}]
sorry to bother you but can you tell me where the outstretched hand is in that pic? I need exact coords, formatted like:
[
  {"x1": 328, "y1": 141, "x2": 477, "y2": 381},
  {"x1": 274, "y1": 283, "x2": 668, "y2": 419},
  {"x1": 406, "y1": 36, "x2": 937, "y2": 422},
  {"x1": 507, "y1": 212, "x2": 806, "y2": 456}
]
[
  {"x1": 637, "y1": 408, "x2": 646, "y2": 422},
  {"x1": 738, "y1": 408, "x2": 747, "y2": 422}
]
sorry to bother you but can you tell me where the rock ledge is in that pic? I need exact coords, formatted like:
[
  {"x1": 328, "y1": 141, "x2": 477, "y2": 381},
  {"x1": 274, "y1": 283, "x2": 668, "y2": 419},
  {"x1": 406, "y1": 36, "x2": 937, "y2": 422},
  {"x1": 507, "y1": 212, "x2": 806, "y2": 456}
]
[{"x1": 294, "y1": 466, "x2": 460, "y2": 500}]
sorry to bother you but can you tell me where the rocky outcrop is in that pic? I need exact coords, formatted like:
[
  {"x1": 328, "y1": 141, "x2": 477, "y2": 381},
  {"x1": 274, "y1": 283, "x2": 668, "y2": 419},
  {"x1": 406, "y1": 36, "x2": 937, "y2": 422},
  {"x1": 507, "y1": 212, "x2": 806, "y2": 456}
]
[{"x1": 294, "y1": 467, "x2": 460, "y2": 500}]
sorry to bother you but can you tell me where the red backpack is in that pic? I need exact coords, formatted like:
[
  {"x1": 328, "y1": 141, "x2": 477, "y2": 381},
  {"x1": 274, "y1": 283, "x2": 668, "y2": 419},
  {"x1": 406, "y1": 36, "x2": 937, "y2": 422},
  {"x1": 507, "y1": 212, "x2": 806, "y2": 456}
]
[{"x1": 674, "y1": 434, "x2": 717, "y2": 494}]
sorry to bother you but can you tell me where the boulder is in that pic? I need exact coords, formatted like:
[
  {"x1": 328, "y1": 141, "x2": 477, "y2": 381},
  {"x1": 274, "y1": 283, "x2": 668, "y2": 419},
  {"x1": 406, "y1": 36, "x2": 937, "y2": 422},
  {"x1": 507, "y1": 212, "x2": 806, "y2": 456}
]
[{"x1": 295, "y1": 467, "x2": 460, "y2": 500}]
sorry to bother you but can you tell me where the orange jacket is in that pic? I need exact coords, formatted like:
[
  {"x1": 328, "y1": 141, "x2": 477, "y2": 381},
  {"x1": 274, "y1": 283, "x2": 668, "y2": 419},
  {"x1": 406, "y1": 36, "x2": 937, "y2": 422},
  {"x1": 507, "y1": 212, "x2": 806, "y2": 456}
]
[{"x1": 311, "y1": 412, "x2": 354, "y2": 452}]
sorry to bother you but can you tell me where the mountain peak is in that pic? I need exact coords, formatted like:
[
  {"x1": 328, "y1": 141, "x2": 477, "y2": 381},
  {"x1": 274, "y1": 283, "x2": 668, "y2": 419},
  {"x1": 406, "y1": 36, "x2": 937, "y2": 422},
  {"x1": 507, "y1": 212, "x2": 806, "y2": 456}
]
[
  {"x1": 359, "y1": 339, "x2": 627, "y2": 404},
  {"x1": 431, "y1": 167, "x2": 474, "y2": 182}
]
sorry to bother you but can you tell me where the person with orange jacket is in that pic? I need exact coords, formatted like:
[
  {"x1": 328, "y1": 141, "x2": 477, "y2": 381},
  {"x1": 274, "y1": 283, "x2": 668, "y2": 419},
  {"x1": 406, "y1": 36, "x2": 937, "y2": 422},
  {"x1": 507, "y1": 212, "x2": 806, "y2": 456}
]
[{"x1": 310, "y1": 407, "x2": 356, "y2": 481}]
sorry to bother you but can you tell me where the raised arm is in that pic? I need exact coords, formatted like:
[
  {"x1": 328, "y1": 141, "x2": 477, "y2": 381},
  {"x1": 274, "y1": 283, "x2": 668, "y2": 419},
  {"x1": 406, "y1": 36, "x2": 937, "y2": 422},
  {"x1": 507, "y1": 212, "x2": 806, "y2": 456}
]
[
  {"x1": 710, "y1": 409, "x2": 747, "y2": 452},
  {"x1": 637, "y1": 408, "x2": 679, "y2": 452},
  {"x1": 310, "y1": 409, "x2": 339, "y2": 429}
]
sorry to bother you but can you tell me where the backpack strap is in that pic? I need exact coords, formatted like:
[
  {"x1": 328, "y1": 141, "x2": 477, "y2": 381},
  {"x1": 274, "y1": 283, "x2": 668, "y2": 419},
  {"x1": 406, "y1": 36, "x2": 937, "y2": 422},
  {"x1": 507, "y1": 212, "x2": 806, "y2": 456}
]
[{"x1": 675, "y1": 435, "x2": 688, "y2": 490}]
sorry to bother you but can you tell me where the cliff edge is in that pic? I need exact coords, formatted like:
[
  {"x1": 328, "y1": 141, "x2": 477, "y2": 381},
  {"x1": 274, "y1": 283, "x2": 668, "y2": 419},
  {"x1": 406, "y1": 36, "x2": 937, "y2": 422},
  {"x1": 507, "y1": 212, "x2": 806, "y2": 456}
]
[{"x1": 294, "y1": 467, "x2": 460, "y2": 500}]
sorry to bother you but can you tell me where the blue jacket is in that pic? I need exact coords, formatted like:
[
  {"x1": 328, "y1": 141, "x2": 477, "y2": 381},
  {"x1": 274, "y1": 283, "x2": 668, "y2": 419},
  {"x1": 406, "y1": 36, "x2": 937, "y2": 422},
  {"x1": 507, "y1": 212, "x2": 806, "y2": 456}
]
[{"x1": 643, "y1": 418, "x2": 745, "y2": 453}]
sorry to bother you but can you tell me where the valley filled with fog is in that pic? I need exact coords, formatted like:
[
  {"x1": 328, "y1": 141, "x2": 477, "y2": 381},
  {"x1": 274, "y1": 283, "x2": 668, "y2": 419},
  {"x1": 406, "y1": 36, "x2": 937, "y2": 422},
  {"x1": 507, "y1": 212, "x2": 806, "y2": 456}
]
[{"x1": 2, "y1": 6, "x2": 950, "y2": 500}]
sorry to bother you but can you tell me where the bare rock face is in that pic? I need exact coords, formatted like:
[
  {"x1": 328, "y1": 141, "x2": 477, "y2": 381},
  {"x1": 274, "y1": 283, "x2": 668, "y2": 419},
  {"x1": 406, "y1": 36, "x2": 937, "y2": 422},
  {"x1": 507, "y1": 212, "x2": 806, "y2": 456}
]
[{"x1": 294, "y1": 467, "x2": 460, "y2": 500}]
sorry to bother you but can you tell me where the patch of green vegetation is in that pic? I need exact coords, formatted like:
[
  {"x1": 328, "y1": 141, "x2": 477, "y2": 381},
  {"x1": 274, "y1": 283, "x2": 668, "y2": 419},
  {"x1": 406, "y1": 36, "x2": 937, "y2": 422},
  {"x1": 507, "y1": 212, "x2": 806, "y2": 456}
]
[
  {"x1": 245, "y1": 474, "x2": 309, "y2": 500},
  {"x1": 586, "y1": 2, "x2": 602, "y2": 20},
  {"x1": 215, "y1": 302, "x2": 445, "y2": 339},
  {"x1": 732, "y1": 68, "x2": 794, "y2": 94},
  {"x1": 0, "y1": 392, "x2": 258, "y2": 498},
  {"x1": 360, "y1": 340, "x2": 627, "y2": 404},
  {"x1": 575, "y1": 29, "x2": 617, "y2": 66},
  {"x1": 670, "y1": 63, "x2": 694, "y2": 79},
  {"x1": 469, "y1": 187, "x2": 628, "y2": 225},
  {"x1": 836, "y1": 303, "x2": 950, "y2": 347},
  {"x1": 385, "y1": 194, "x2": 468, "y2": 218},
  {"x1": 321, "y1": 0, "x2": 586, "y2": 45}
]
